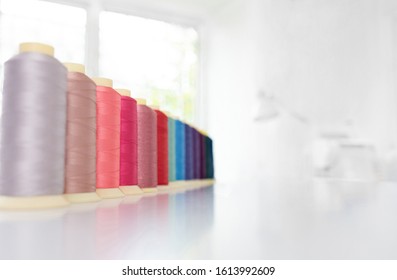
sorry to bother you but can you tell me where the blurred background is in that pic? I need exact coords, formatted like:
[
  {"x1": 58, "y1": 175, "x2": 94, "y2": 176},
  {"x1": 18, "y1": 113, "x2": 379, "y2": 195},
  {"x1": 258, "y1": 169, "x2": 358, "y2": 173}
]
[
  {"x1": 2, "y1": 0, "x2": 397, "y2": 185},
  {"x1": 1, "y1": 0, "x2": 397, "y2": 259}
]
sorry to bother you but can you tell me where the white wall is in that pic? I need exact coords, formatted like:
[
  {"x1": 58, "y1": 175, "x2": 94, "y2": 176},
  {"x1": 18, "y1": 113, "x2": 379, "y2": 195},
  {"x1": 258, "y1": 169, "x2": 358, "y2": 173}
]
[{"x1": 204, "y1": 0, "x2": 397, "y2": 183}]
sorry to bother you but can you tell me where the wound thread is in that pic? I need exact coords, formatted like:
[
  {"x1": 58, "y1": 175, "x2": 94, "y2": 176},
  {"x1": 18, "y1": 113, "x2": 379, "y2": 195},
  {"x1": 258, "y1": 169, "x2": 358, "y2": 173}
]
[
  {"x1": 137, "y1": 104, "x2": 157, "y2": 188},
  {"x1": 199, "y1": 132, "x2": 206, "y2": 179},
  {"x1": 185, "y1": 124, "x2": 194, "y2": 180},
  {"x1": 0, "y1": 52, "x2": 67, "y2": 196},
  {"x1": 155, "y1": 109, "x2": 169, "y2": 185},
  {"x1": 120, "y1": 96, "x2": 138, "y2": 186},
  {"x1": 205, "y1": 136, "x2": 214, "y2": 179},
  {"x1": 65, "y1": 72, "x2": 97, "y2": 194},
  {"x1": 96, "y1": 86, "x2": 120, "y2": 189},
  {"x1": 193, "y1": 129, "x2": 201, "y2": 179},
  {"x1": 168, "y1": 117, "x2": 176, "y2": 182},
  {"x1": 175, "y1": 120, "x2": 186, "y2": 180}
]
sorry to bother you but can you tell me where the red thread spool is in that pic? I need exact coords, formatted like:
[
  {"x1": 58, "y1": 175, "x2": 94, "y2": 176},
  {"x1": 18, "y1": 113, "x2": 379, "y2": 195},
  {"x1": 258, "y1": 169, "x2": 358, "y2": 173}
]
[
  {"x1": 93, "y1": 78, "x2": 122, "y2": 197},
  {"x1": 154, "y1": 108, "x2": 169, "y2": 186},
  {"x1": 117, "y1": 89, "x2": 138, "y2": 186},
  {"x1": 137, "y1": 99, "x2": 157, "y2": 191}
]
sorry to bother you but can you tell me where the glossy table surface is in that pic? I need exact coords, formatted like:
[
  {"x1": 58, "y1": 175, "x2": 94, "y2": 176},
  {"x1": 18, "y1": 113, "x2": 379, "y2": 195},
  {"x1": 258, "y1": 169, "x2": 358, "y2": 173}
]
[{"x1": 0, "y1": 178, "x2": 397, "y2": 259}]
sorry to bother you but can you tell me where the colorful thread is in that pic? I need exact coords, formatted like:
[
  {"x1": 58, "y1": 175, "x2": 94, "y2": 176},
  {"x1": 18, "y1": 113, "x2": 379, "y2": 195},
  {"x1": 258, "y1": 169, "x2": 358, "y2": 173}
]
[
  {"x1": 155, "y1": 109, "x2": 169, "y2": 185},
  {"x1": 185, "y1": 124, "x2": 194, "y2": 180},
  {"x1": 0, "y1": 51, "x2": 67, "y2": 196},
  {"x1": 205, "y1": 136, "x2": 214, "y2": 179},
  {"x1": 96, "y1": 86, "x2": 121, "y2": 189},
  {"x1": 137, "y1": 104, "x2": 157, "y2": 188},
  {"x1": 199, "y1": 133, "x2": 206, "y2": 179},
  {"x1": 168, "y1": 117, "x2": 176, "y2": 182},
  {"x1": 0, "y1": 41, "x2": 215, "y2": 203},
  {"x1": 120, "y1": 96, "x2": 138, "y2": 186},
  {"x1": 193, "y1": 129, "x2": 201, "y2": 179},
  {"x1": 175, "y1": 120, "x2": 186, "y2": 180},
  {"x1": 65, "y1": 71, "x2": 97, "y2": 194}
]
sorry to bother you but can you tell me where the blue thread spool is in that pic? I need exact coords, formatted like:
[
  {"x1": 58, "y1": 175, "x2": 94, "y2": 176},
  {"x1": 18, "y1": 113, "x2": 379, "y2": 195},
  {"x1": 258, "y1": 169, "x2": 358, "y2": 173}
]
[
  {"x1": 193, "y1": 129, "x2": 201, "y2": 179},
  {"x1": 205, "y1": 136, "x2": 214, "y2": 179},
  {"x1": 175, "y1": 120, "x2": 186, "y2": 180},
  {"x1": 185, "y1": 124, "x2": 194, "y2": 180}
]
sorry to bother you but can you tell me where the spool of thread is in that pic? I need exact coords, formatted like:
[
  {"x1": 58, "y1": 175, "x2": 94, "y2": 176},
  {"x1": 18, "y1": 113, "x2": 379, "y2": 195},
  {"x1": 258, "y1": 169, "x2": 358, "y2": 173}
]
[
  {"x1": 193, "y1": 128, "x2": 201, "y2": 180},
  {"x1": 63, "y1": 63, "x2": 99, "y2": 203},
  {"x1": 92, "y1": 77, "x2": 124, "y2": 199},
  {"x1": 167, "y1": 116, "x2": 176, "y2": 182},
  {"x1": 185, "y1": 124, "x2": 194, "y2": 181},
  {"x1": 154, "y1": 107, "x2": 169, "y2": 186},
  {"x1": 116, "y1": 89, "x2": 141, "y2": 196},
  {"x1": 0, "y1": 42, "x2": 69, "y2": 209},
  {"x1": 137, "y1": 99, "x2": 157, "y2": 192},
  {"x1": 190, "y1": 126, "x2": 196, "y2": 182},
  {"x1": 205, "y1": 136, "x2": 215, "y2": 179},
  {"x1": 175, "y1": 119, "x2": 186, "y2": 181},
  {"x1": 199, "y1": 132, "x2": 207, "y2": 179}
]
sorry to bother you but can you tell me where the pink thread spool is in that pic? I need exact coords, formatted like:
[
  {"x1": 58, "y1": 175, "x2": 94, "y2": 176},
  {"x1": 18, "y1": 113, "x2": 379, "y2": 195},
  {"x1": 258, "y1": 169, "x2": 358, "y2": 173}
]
[
  {"x1": 137, "y1": 99, "x2": 157, "y2": 193},
  {"x1": 92, "y1": 77, "x2": 124, "y2": 199},
  {"x1": 64, "y1": 63, "x2": 100, "y2": 203}
]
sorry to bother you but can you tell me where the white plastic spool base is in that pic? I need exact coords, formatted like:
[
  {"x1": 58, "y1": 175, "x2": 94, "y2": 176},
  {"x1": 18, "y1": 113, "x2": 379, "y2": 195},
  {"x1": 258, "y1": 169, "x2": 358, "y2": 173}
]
[
  {"x1": 119, "y1": 185, "x2": 143, "y2": 196},
  {"x1": 0, "y1": 195, "x2": 69, "y2": 210},
  {"x1": 141, "y1": 187, "x2": 158, "y2": 196},
  {"x1": 96, "y1": 188, "x2": 125, "y2": 199},
  {"x1": 157, "y1": 185, "x2": 171, "y2": 193},
  {"x1": 64, "y1": 192, "x2": 101, "y2": 203}
]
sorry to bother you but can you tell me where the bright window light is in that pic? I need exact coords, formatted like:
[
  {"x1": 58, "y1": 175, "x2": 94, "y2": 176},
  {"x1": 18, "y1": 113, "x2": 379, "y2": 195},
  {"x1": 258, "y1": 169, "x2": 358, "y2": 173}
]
[
  {"x1": 0, "y1": 0, "x2": 86, "y2": 110},
  {"x1": 0, "y1": 0, "x2": 86, "y2": 64},
  {"x1": 99, "y1": 11, "x2": 199, "y2": 122}
]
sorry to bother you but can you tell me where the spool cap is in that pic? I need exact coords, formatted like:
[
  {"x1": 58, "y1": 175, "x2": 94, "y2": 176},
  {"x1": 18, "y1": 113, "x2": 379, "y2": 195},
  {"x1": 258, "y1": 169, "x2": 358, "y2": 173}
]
[
  {"x1": 200, "y1": 129, "x2": 208, "y2": 136},
  {"x1": 163, "y1": 110, "x2": 174, "y2": 118},
  {"x1": 92, "y1": 77, "x2": 113, "y2": 87},
  {"x1": 136, "y1": 98, "x2": 147, "y2": 105},
  {"x1": 63, "y1": 63, "x2": 85, "y2": 74},
  {"x1": 19, "y1": 42, "x2": 54, "y2": 57},
  {"x1": 116, "y1": 89, "x2": 131, "y2": 97}
]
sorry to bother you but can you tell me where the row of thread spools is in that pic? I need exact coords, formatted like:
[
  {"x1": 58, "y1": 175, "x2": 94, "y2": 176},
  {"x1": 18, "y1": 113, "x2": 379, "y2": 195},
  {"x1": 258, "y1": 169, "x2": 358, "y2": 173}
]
[{"x1": 0, "y1": 42, "x2": 214, "y2": 209}]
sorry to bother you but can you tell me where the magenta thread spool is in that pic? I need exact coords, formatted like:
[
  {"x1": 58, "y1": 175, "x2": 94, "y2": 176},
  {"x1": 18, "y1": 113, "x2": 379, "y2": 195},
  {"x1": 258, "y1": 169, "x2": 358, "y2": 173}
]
[{"x1": 116, "y1": 89, "x2": 142, "y2": 196}]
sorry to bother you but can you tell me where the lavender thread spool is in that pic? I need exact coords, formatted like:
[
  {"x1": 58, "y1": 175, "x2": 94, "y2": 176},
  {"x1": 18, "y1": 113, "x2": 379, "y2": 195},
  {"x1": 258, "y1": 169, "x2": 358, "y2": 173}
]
[{"x1": 0, "y1": 42, "x2": 69, "y2": 209}]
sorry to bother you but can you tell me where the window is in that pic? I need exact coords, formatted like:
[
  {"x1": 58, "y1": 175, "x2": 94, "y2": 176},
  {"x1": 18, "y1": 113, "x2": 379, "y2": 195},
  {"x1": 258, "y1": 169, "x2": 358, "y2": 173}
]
[
  {"x1": 0, "y1": 0, "x2": 86, "y2": 108},
  {"x1": 99, "y1": 12, "x2": 199, "y2": 122},
  {"x1": 0, "y1": 1, "x2": 200, "y2": 123},
  {"x1": 0, "y1": 0, "x2": 86, "y2": 63}
]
